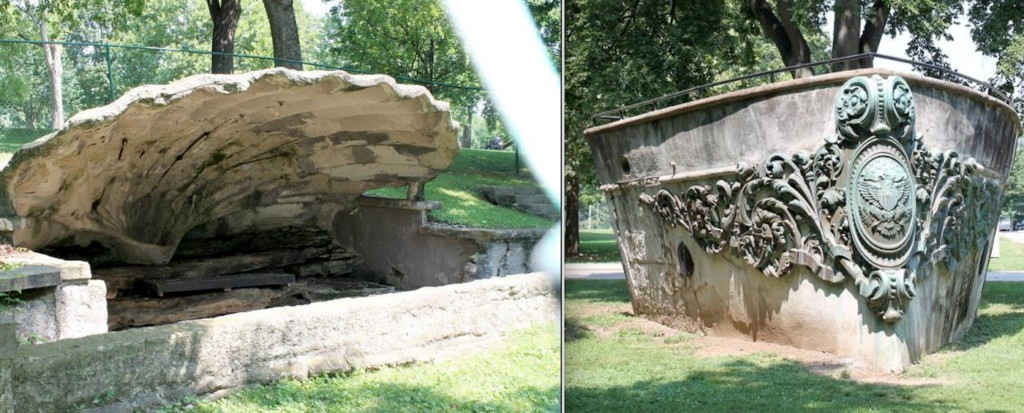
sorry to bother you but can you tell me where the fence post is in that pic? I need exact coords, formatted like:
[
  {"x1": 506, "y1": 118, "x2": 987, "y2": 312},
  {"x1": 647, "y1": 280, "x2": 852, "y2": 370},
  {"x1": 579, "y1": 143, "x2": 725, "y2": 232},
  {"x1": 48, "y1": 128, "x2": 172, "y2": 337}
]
[
  {"x1": 514, "y1": 148, "x2": 520, "y2": 175},
  {"x1": 105, "y1": 44, "x2": 115, "y2": 104}
]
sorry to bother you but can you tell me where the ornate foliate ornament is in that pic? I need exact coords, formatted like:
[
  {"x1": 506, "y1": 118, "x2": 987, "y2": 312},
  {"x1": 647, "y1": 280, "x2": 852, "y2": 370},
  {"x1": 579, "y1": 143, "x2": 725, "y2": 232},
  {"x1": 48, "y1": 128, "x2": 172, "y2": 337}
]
[{"x1": 639, "y1": 75, "x2": 1001, "y2": 323}]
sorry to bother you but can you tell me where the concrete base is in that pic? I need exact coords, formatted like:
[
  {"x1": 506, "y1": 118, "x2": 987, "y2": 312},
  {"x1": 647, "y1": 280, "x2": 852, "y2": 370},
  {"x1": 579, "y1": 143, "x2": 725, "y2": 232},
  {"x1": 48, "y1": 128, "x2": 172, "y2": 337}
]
[{"x1": 0, "y1": 273, "x2": 556, "y2": 413}]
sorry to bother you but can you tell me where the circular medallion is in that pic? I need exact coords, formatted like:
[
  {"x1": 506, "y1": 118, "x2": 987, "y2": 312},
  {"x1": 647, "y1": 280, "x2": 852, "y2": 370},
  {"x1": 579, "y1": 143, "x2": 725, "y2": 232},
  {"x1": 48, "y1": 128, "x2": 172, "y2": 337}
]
[{"x1": 849, "y1": 140, "x2": 916, "y2": 267}]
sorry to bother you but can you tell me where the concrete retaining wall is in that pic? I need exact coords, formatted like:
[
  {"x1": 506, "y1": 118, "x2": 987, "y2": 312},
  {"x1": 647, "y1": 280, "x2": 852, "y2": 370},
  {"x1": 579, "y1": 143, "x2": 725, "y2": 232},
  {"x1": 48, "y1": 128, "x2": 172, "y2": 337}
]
[
  {"x1": 0, "y1": 272, "x2": 556, "y2": 413},
  {"x1": 333, "y1": 197, "x2": 546, "y2": 290}
]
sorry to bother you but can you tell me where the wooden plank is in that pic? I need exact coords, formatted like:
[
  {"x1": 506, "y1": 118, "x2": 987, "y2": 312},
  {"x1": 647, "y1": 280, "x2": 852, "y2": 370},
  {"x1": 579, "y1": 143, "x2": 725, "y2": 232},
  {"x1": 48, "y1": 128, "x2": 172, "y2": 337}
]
[
  {"x1": 94, "y1": 248, "x2": 324, "y2": 297},
  {"x1": 140, "y1": 273, "x2": 295, "y2": 297}
]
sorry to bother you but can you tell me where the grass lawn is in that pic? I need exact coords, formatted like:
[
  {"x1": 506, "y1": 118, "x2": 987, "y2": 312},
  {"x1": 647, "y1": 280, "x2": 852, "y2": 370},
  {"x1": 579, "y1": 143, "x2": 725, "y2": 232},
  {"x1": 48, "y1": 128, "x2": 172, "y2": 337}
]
[
  {"x1": 567, "y1": 228, "x2": 622, "y2": 263},
  {"x1": 0, "y1": 128, "x2": 51, "y2": 166},
  {"x1": 365, "y1": 149, "x2": 555, "y2": 229},
  {"x1": 988, "y1": 235, "x2": 1024, "y2": 272},
  {"x1": 158, "y1": 321, "x2": 560, "y2": 413},
  {"x1": 565, "y1": 279, "x2": 1024, "y2": 412}
]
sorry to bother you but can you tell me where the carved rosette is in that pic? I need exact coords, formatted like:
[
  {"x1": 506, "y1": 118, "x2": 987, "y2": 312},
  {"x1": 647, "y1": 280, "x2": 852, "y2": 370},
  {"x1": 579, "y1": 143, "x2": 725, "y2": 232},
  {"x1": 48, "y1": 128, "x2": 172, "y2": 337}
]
[{"x1": 639, "y1": 75, "x2": 1001, "y2": 323}]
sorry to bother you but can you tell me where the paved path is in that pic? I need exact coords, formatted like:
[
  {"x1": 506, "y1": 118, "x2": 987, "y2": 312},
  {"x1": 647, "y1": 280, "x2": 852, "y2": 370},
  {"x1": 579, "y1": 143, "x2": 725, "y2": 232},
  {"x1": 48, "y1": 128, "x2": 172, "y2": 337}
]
[{"x1": 565, "y1": 263, "x2": 1024, "y2": 282}]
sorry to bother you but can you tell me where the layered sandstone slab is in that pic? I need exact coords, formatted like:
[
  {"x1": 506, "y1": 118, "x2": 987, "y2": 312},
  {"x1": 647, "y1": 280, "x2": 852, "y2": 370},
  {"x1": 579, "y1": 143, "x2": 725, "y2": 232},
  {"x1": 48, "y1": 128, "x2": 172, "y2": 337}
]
[
  {"x1": 586, "y1": 69, "x2": 1021, "y2": 372},
  {"x1": 0, "y1": 69, "x2": 459, "y2": 264}
]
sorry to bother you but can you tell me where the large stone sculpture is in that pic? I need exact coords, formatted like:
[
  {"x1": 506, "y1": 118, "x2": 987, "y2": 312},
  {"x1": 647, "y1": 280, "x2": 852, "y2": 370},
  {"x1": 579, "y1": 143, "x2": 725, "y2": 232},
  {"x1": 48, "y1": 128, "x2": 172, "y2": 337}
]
[
  {"x1": 586, "y1": 69, "x2": 1020, "y2": 371},
  {"x1": 637, "y1": 75, "x2": 1001, "y2": 323},
  {"x1": 0, "y1": 69, "x2": 459, "y2": 265}
]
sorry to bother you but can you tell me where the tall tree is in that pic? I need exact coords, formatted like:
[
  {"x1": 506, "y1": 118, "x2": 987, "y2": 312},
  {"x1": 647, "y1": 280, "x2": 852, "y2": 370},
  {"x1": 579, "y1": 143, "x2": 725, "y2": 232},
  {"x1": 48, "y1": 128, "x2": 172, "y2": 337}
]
[
  {"x1": 262, "y1": 0, "x2": 302, "y2": 70},
  {"x1": 2, "y1": 0, "x2": 144, "y2": 129},
  {"x1": 326, "y1": 0, "x2": 482, "y2": 200},
  {"x1": 742, "y1": 0, "x2": 962, "y2": 78},
  {"x1": 564, "y1": 0, "x2": 758, "y2": 256},
  {"x1": 207, "y1": 0, "x2": 242, "y2": 74}
]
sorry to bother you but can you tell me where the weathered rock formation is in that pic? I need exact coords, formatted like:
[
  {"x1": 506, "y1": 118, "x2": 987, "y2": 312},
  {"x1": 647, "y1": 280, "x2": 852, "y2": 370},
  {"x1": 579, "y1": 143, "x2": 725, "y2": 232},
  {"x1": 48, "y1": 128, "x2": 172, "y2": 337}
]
[
  {"x1": 0, "y1": 69, "x2": 459, "y2": 265},
  {"x1": 587, "y1": 69, "x2": 1021, "y2": 372}
]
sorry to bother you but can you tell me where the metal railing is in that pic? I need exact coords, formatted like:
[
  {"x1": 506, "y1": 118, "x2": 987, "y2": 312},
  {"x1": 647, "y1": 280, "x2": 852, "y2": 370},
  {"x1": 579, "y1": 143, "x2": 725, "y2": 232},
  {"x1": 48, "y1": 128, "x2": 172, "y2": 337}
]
[{"x1": 592, "y1": 52, "x2": 1012, "y2": 124}]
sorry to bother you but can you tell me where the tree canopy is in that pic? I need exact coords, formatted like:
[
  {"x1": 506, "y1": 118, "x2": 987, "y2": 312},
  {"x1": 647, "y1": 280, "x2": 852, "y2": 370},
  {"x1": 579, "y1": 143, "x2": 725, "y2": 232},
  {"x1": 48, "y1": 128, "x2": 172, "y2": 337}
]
[{"x1": 564, "y1": 0, "x2": 1024, "y2": 255}]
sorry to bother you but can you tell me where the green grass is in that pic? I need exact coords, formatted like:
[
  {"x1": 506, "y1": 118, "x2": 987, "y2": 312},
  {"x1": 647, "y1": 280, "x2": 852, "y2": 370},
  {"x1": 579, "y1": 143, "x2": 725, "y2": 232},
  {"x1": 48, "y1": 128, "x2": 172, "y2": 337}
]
[
  {"x1": 366, "y1": 149, "x2": 554, "y2": 229},
  {"x1": 988, "y1": 236, "x2": 1024, "y2": 272},
  {"x1": 567, "y1": 228, "x2": 622, "y2": 263},
  {"x1": 565, "y1": 279, "x2": 1024, "y2": 412},
  {"x1": 0, "y1": 128, "x2": 51, "y2": 166},
  {"x1": 161, "y1": 321, "x2": 560, "y2": 413},
  {"x1": 0, "y1": 128, "x2": 50, "y2": 153}
]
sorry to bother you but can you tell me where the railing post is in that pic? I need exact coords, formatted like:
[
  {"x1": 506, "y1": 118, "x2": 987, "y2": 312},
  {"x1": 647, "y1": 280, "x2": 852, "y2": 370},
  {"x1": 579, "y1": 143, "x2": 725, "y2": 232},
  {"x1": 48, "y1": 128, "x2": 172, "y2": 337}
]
[{"x1": 105, "y1": 44, "x2": 115, "y2": 104}]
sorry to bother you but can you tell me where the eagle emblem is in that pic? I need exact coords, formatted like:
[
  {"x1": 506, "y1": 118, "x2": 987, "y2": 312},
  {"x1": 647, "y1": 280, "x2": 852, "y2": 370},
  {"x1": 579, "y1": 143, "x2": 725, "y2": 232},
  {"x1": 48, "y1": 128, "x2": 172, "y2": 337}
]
[{"x1": 857, "y1": 157, "x2": 912, "y2": 239}]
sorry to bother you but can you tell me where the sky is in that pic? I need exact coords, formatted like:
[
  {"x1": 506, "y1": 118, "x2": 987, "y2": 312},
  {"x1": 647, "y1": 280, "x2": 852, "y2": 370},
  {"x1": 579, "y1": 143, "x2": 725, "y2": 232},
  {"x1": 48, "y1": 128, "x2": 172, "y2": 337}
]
[{"x1": 298, "y1": 0, "x2": 336, "y2": 18}]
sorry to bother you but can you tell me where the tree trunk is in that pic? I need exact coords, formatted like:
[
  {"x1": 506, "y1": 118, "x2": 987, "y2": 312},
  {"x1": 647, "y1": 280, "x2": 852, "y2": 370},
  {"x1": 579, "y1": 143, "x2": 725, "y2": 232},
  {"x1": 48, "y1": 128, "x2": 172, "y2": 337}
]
[
  {"x1": 262, "y1": 0, "x2": 303, "y2": 70},
  {"x1": 748, "y1": 0, "x2": 814, "y2": 78},
  {"x1": 460, "y1": 104, "x2": 473, "y2": 148},
  {"x1": 208, "y1": 0, "x2": 242, "y2": 74},
  {"x1": 565, "y1": 174, "x2": 580, "y2": 257},
  {"x1": 858, "y1": 0, "x2": 890, "y2": 68},
  {"x1": 37, "y1": 21, "x2": 64, "y2": 128},
  {"x1": 831, "y1": 0, "x2": 862, "y2": 72}
]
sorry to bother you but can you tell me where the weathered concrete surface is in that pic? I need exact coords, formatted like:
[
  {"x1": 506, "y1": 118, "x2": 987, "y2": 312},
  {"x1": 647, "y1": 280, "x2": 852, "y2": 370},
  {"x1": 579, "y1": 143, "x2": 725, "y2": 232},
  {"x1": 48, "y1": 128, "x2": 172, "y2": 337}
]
[
  {"x1": 0, "y1": 253, "x2": 106, "y2": 342},
  {"x1": 6, "y1": 273, "x2": 557, "y2": 412},
  {"x1": 0, "y1": 68, "x2": 459, "y2": 265},
  {"x1": 479, "y1": 185, "x2": 559, "y2": 219},
  {"x1": 586, "y1": 69, "x2": 1022, "y2": 372},
  {"x1": 333, "y1": 197, "x2": 545, "y2": 290}
]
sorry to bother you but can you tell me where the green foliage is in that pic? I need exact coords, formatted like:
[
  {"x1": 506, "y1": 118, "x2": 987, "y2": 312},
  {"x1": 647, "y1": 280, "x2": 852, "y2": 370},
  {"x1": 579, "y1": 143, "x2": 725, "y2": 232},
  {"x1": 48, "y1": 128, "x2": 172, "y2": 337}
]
[
  {"x1": 0, "y1": 290, "x2": 23, "y2": 313},
  {"x1": 365, "y1": 149, "x2": 552, "y2": 229},
  {"x1": 1003, "y1": 145, "x2": 1024, "y2": 222},
  {"x1": 527, "y1": 0, "x2": 561, "y2": 70},
  {"x1": 164, "y1": 322, "x2": 559, "y2": 412},
  {"x1": 324, "y1": 0, "x2": 481, "y2": 110},
  {"x1": 565, "y1": 278, "x2": 1024, "y2": 412},
  {"x1": 970, "y1": 0, "x2": 1024, "y2": 115}
]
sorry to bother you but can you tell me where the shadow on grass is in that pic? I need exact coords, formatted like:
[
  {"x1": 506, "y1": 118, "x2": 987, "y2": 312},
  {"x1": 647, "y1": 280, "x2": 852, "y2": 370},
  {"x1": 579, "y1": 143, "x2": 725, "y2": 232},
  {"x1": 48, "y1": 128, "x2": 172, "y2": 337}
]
[
  {"x1": 565, "y1": 316, "x2": 593, "y2": 343},
  {"x1": 195, "y1": 380, "x2": 559, "y2": 413},
  {"x1": 566, "y1": 358, "x2": 970, "y2": 413},
  {"x1": 565, "y1": 279, "x2": 630, "y2": 304}
]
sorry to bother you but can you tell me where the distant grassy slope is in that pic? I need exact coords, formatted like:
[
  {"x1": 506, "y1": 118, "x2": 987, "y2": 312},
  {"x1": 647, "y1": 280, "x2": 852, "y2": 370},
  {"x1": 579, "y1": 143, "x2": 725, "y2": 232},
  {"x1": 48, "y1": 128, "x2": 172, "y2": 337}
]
[
  {"x1": 367, "y1": 149, "x2": 555, "y2": 229},
  {"x1": 0, "y1": 128, "x2": 51, "y2": 166}
]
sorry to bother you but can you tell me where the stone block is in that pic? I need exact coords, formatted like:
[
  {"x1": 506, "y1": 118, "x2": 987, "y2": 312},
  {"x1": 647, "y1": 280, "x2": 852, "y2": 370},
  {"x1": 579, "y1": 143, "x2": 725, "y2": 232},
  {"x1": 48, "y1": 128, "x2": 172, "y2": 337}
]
[
  {"x1": 9, "y1": 273, "x2": 557, "y2": 413},
  {"x1": 0, "y1": 266, "x2": 60, "y2": 293},
  {"x1": 56, "y1": 280, "x2": 107, "y2": 340},
  {"x1": 6, "y1": 288, "x2": 57, "y2": 343},
  {"x1": 586, "y1": 69, "x2": 1022, "y2": 372},
  {"x1": 1, "y1": 69, "x2": 459, "y2": 265},
  {"x1": 0, "y1": 317, "x2": 17, "y2": 359}
]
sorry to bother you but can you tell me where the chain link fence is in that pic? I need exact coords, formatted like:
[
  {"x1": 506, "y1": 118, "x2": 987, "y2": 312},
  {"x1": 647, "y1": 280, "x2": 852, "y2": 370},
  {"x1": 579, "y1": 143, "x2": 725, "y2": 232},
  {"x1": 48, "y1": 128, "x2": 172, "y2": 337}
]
[{"x1": 0, "y1": 38, "x2": 520, "y2": 169}]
